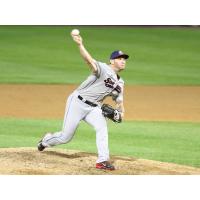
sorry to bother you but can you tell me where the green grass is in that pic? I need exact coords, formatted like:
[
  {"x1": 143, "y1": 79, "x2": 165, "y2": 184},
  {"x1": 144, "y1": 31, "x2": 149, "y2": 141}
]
[
  {"x1": 0, "y1": 26, "x2": 200, "y2": 85},
  {"x1": 0, "y1": 118, "x2": 200, "y2": 168}
]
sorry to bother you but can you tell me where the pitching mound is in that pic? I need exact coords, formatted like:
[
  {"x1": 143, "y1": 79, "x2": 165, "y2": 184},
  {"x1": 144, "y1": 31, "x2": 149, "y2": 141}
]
[{"x1": 0, "y1": 148, "x2": 200, "y2": 175}]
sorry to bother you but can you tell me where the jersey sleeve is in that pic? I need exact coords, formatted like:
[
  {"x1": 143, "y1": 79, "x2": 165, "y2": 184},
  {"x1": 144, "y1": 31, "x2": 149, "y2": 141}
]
[{"x1": 94, "y1": 61, "x2": 107, "y2": 78}]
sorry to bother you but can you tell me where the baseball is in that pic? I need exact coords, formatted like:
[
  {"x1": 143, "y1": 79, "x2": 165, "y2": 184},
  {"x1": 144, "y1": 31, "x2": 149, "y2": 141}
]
[{"x1": 71, "y1": 29, "x2": 80, "y2": 36}]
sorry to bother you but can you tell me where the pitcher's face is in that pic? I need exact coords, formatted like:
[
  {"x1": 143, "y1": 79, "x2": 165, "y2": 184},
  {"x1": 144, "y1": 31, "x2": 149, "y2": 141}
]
[{"x1": 113, "y1": 57, "x2": 126, "y2": 71}]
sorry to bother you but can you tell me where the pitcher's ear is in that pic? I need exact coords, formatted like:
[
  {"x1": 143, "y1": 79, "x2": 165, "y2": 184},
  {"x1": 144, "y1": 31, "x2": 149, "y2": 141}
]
[{"x1": 110, "y1": 59, "x2": 114, "y2": 64}]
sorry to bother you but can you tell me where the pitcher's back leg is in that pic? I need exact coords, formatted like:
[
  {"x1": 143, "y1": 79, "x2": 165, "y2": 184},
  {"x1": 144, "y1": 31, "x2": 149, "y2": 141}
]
[{"x1": 41, "y1": 93, "x2": 86, "y2": 147}]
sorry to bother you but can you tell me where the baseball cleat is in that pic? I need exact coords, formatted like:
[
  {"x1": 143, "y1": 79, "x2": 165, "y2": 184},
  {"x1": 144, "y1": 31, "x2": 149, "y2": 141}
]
[
  {"x1": 96, "y1": 161, "x2": 115, "y2": 170},
  {"x1": 37, "y1": 133, "x2": 52, "y2": 151},
  {"x1": 37, "y1": 140, "x2": 46, "y2": 151}
]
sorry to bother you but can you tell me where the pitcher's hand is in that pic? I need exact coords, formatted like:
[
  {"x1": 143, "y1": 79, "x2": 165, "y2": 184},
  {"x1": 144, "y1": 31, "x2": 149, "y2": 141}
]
[{"x1": 71, "y1": 34, "x2": 83, "y2": 46}]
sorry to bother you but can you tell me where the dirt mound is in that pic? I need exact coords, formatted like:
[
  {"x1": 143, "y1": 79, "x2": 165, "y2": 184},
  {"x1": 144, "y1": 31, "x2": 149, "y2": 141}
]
[{"x1": 0, "y1": 148, "x2": 200, "y2": 175}]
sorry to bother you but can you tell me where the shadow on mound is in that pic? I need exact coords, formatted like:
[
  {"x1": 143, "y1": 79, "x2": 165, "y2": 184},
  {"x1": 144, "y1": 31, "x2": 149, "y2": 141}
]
[
  {"x1": 42, "y1": 150, "x2": 96, "y2": 159},
  {"x1": 43, "y1": 150, "x2": 137, "y2": 162}
]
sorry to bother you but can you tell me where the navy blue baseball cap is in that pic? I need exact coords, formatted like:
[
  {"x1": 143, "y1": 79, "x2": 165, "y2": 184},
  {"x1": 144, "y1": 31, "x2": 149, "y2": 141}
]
[{"x1": 110, "y1": 50, "x2": 129, "y2": 60}]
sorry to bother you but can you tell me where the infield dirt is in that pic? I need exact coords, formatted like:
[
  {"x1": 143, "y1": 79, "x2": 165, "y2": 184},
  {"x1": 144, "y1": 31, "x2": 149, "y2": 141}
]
[
  {"x1": 0, "y1": 84, "x2": 200, "y2": 175},
  {"x1": 0, "y1": 84, "x2": 200, "y2": 122}
]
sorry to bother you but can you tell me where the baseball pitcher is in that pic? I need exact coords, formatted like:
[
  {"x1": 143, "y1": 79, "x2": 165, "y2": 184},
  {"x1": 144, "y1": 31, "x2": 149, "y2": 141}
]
[{"x1": 37, "y1": 30, "x2": 129, "y2": 170}]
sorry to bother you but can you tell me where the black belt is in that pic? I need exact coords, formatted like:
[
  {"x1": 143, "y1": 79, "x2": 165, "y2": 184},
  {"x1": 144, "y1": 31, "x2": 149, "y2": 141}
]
[{"x1": 78, "y1": 95, "x2": 97, "y2": 107}]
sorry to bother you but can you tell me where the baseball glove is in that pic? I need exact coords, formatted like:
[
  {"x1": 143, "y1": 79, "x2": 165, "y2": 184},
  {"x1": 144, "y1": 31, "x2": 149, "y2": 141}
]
[{"x1": 101, "y1": 104, "x2": 122, "y2": 123}]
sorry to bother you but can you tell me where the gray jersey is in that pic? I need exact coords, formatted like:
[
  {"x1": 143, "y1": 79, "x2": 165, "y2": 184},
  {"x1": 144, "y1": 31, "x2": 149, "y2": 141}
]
[{"x1": 76, "y1": 61, "x2": 124, "y2": 104}]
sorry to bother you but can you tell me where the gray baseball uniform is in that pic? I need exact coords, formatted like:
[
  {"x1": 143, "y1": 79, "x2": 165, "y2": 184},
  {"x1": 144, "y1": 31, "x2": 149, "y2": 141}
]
[
  {"x1": 41, "y1": 61, "x2": 124, "y2": 163},
  {"x1": 77, "y1": 61, "x2": 124, "y2": 103}
]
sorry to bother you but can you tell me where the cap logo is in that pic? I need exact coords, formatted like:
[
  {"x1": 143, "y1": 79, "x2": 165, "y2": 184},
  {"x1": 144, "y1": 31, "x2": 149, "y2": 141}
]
[{"x1": 119, "y1": 51, "x2": 123, "y2": 55}]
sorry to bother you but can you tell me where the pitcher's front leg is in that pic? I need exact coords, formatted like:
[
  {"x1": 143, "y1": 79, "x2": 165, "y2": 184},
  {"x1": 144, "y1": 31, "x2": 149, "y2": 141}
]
[{"x1": 84, "y1": 107, "x2": 110, "y2": 163}]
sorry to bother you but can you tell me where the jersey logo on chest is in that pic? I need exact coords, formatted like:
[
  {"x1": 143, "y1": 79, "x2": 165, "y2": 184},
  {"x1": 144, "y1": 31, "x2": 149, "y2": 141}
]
[
  {"x1": 104, "y1": 78, "x2": 114, "y2": 88},
  {"x1": 104, "y1": 78, "x2": 121, "y2": 93}
]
